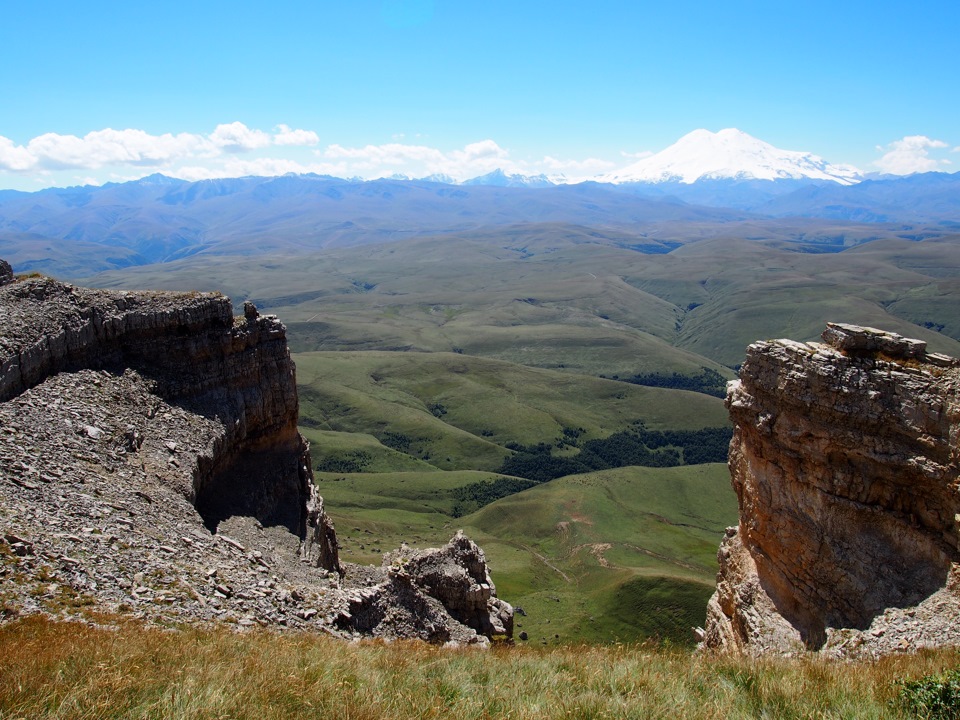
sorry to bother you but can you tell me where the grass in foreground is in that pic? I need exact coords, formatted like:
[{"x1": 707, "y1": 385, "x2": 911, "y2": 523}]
[{"x1": 2, "y1": 615, "x2": 958, "y2": 719}]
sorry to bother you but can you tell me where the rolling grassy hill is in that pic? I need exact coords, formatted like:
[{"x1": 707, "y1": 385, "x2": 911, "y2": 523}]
[
  {"x1": 86, "y1": 226, "x2": 960, "y2": 374},
  {"x1": 23, "y1": 193, "x2": 960, "y2": 647},
  {"x1": 79, "y1": 223, "x2": 960, "y2": 646},
  {"x1": 295, "y1": 350, "x2": 729, "y2": 473},
  {"x1": 318, "y1": 464, "x2": 737, "y2": 646},
  {"x1": 294, "y1": 350, "x2": 735, "y2": 644}
]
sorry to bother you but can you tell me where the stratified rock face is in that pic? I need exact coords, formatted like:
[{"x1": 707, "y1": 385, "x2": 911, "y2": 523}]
[
  {"x1": 0, "y1": 274, "x2": 339, "y2": 564},
  {"x1": 703, "y1": 323, "x2": 960, "y2": 657}
]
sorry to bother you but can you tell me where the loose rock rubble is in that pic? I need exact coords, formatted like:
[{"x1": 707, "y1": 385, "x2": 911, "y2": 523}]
[
  {"x1": 703, "y1": 323, "x2": 960, "y2": 658},
  {"x1": 0, "y1": 266, "x2": 512, "y2": 644}
]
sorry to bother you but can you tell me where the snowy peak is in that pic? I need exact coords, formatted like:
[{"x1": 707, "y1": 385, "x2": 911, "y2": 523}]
[
  {"x1": 462, "y1": 168, "x2": 555, "y2": 188},
  {"x1": 603, "y1": 128, "x2": 863, "y2": 185}
]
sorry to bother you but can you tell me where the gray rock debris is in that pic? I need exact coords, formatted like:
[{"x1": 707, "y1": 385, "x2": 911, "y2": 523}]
[
  {"x1": 384, "y1": 532, "x2": 513, "y2": 639},
  {"x1": 0, "y1": 259, "x2": 12, "y2": 287}
]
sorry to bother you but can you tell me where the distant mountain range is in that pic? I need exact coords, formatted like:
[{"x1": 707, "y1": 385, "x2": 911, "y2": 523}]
[
  {"x1": 1, "y1": 128, "x2": 957, "y2": 280},
  {"x1": 377, "y1": 129, "x2": 869, "y2": 188}
]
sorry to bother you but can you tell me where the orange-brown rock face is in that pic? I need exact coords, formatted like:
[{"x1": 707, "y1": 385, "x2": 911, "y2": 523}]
[{"x1": 703, "y1": 323, "x2": 960, "y2": 657}]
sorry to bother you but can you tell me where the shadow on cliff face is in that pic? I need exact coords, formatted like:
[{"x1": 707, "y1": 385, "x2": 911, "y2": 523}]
[
  {"x1": 746, "y1": 437, "x2": 960, "y2": 652},
  {"x1": 195, "y1": 446, "x2": 307, "y2": 536},
  {"x1": 757, "y1": 536, "x2": 954, "y2": 652}
]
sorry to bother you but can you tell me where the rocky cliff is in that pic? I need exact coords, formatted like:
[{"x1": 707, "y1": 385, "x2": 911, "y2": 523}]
[
  {"x1": 0, "y1": 266, "x2": 511, "y2": 643},
  {"x1": 703, "y1": 323, "x2": 960, "y2": 657},
  {"x1": 0, "y1": 272, "x2": 332, "y2": 548}
]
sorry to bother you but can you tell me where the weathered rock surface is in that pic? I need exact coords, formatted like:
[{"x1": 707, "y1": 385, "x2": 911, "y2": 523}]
[
  {"x1": 0, "y1": 268, "x2": 511, "y2": 644},
  {"x1": 0, "y1": 275, "x2": 325, "y2": 541},
  {"x1": 703, "y1": 323, "x2": 960, "y2": 657},
  {"x1": 381, "y1": 532, "x2": 513, "y2": 640},
  {"x1": 330, "y1": 533, "x2": 514, "y2": 645}
]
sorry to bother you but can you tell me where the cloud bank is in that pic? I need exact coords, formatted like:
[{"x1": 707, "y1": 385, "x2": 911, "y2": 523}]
[
  {"x1": 0, "y1": 123, "x2": 614, "y2": 187},
  {"x1": 1, "y1": 123, "x2": 954, "y2": 190},
  {"x1": 873, "y1": 135, "x2": 951, "y2": 174},
  {"x1": 0, "y1": 123, "x2": 319, "y2": 175}
]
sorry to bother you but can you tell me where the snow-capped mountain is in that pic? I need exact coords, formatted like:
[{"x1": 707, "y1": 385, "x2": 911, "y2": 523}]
[
  {"x1": 419, "y1": 173, "x2": 458, "y2": 185},
  {"x1": 462, "y1": 168, "x2": 556, "y2": 188},
  {"x1": 602, "y1": 128, "x2": 863, "y2": 185}
]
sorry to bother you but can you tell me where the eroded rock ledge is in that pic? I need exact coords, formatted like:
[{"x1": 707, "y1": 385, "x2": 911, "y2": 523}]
[
  {"x1": 0, "y1": 272, "x2": 328, "y2": 543},
  {"x1": 703, "y1": 323, "x2": 960, "y2": 657},
  {"x1": 0, "y1": 267, "x2": 512, "y2": 643}
]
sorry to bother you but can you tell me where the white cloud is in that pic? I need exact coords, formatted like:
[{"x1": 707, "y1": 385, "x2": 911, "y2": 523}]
[
  {"x1": 0, "y1": 124, "x2": 619, "y2": 187},
  {"x1": 0, "y1": 123, "x2": 317, "y2": 176},
  {"x1": 321, "y1": 139, "x2": 517, "y2": 181},
  {"x1": 31, "y1": 128, "x2": 213, "y2": 169},
  {"x1": 455, "y1": 139, "x2": 509, "y2": 162},
  {"x1": 324, "y1": 142, "x2": 446, "y2": 166},
  {"x1": 0, "y1": 136, "x2": 36, "y2": 171},
  {"x1": 209, "y1": 122, "x2": 272, "y2": 152},
  {"x1": 873, "y1": 135, "x2": 950, "y2": 175},
  {"x1": 0, "y1": 129, "x2": 214, "y2": 171},
  {"x1": 273, "y1": 124, "x2": 320, "y2": 146},
  {"x1": 173, "y1": 157, "x2": 349, "y2": 182}
]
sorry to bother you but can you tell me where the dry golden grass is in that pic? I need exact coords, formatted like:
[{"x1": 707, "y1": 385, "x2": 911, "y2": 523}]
[{"x1": 1, "y1": 615, "x2": 958, "y2": 719}]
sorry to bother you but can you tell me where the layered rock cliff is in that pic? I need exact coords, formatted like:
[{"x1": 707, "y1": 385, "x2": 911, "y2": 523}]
[
  {"x1": 0, "y1": 272, "x2": 334, "y2": 550},
  {"x1": 0, "y1": 266, "x2": 511, "y2": 643},
  {"x1": 703, "y1": 323, "x2": 960, "y2": 657}
]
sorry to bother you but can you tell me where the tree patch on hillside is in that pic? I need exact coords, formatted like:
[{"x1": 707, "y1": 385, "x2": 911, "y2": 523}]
[
  {"x1": 497, "y1": 422, "x2": 732, "y2": 483},
  {"x1": 315, "y1": 451, "x2": 372, "y2": 473},
  {"x1": 450, "y1": 476, "x2": 538, "y2": 517},
  {"x1": 605, "y1": 367, "x2": 729, "y2": 398}
]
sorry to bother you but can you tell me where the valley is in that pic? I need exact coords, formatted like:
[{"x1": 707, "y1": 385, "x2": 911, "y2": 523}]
[{"x1": 5, "y1": 171, "x2": 960, "y2": 645}]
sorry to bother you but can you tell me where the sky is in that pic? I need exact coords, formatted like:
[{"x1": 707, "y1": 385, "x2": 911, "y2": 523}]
[{"x1": 1, "y1": 0, "x2": 957, "y2": 191}]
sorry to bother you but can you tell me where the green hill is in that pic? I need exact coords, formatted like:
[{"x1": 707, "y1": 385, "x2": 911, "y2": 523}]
[
  {"x1": 318, "y1": 464, "x2": 737, "y2": 645},
  {"x1": 88, "y1": 228, "x2": 960, "y2": 375},
  {"x1": 296, "y1": 349, "x2": 735, "y2": 644},
  {"x1": 295, "y1": 350, "x2": 729, "y2": 473}
]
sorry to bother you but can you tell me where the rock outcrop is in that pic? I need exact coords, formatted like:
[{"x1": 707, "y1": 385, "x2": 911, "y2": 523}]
[
  {"x1": 703, "y1": 323, "x2": 960, "y2": 657},
  {"x1": 0, "y1": 274, "x2": 331, "y2": 544},
  {"x1": 332, "y1": 533, "x2": 514, "y2": 644},
  {"x1": 0, "y1": 267, "x2": 511, "y2": 643}
]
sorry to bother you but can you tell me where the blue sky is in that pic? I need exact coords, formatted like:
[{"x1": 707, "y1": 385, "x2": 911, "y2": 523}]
[{"x1": 1, "y1": 0, "x2": 957, "y2": 189}]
